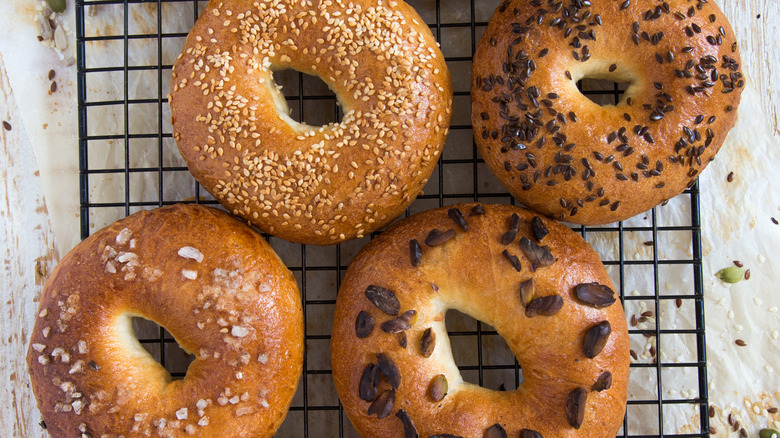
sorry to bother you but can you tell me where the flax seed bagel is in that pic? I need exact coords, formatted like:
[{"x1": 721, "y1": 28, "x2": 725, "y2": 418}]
[
  {"x1": 169, "y1": 0, "x2": 452, "y2": 245},
  {"x1": 26, "y1": 204, "x2": 303, "y2": 437},
  {"x1": 472, "y1": 0, "x2": 743, "y2": 224},
  {"x1": 331, "y1": 203, "x2": 630, "y2": 438}
]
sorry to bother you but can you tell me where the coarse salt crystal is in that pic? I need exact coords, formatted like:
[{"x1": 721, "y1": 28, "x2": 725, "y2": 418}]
[
  {"x1": 229, "y1": 396, "x2": 239, "y2": 404},
  {"x1": 38, "y1": 309, "x2": 48, "y2": 318},
  {"x1": 196, "y1": 399, "x2": 208, "y2": 410},
  {"x1": 231, "y1": 326, "x2": 250, "y2": 337},
  {"x1": 182, "y1": 270, "x2": 198, "y2": 280},
  {"x1": 175, "y1": 408, "x2": 188, "y2": 420},
  {"x1": 178, "y1": 246, "x2": 204, "y2": 262},
  {"x1": 260, "y1": 399, "x2": 269, "y2": 408},
  {"x1": 257, "y1": 353, "x2": 268, "y2": 364},
  {"x1": 116, "y1": 228, "x2": 133, "y2": 245},
  {"x1": 32, "y1": 343, "x2": 46, "y2": 352},
  {"x1": 198, "y1": 417, "x2": 209, "y2": 427},
  {"x1": 78, "y1": 340, "x2": 88, "y2": 354}
]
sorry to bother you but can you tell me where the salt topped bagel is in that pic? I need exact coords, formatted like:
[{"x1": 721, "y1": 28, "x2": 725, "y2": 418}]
[
  {"x1": 26, "y1": 205, "x2": 303, "y2": 437},
  {"x1": 169, "y1": 0, "x2": 452, "y2": 245},
  {"x1": 472, "y1": 0, "x2": 743, "y2": 224},
  {"x1": 331, "y1": 203, "x2": 629, "y2": 438}
]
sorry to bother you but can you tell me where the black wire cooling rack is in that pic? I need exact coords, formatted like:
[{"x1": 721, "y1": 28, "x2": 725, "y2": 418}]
[{"x1": 75, "y1": 0, "x2": 709, "y2": 436}]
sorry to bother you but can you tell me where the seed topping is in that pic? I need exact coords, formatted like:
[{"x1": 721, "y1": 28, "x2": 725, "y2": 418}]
[
  {"x1": 519, "y1": 237, "x2": 554, "y2": 271},
  {"x1": 355, "y1": 311, "x2": 375, "y2": 338},
  {"x1": 525, "y1": 294, "x2": 563, "y2": 317},
  {"x1": 420, "y1": 327, "x2": 436, "y2": 358},
  {"x1": 376, "y1": 353, "x2": 401, "y2": 390},
  {"x1": 365, "y1": 285, "x2": 401, "y2": 316},
  {"x1": 592, "y1": 371, "x2": 613, "y2": 391},
  {"x1": 448, "y1": 208, "x2": 469, "y2": 231},
  {"x1": 426, "y1": 229, "x2": 456, "y2": 247},
  {"x1": 565, "y1": 387, "x2": 588, "y2": 429},
  {"x1": 410, "y1": 239, "x2": 422, "y2": 267},
  {"x1": 359, "y1": 363, "x2": 381, "y2": 402},
  {"x1": 583, "y1": 321, "x2": 612, "y2": 358},
  {"x1": 429, "y1": 374, "x2": 448, "y2": 402},
  {"x1": 574, "y1": 283, "x2": 616, "y2": 308}
]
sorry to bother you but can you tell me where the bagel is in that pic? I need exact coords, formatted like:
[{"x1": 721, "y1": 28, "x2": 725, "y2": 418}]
[
  {"x1": 169, "y1": 0, "x2": 452, "y2": 245},
  {"x1": 331, "y1": 203, "x2": 630, "y2": 438},
  {"x1": 472, "y1": 0, "x2": 743, "y2": 224},
  {"x1": 26, "y1": 204, "x2": 303, "y2": 437}
]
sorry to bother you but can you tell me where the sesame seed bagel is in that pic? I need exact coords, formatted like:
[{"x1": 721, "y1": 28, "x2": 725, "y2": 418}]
[
  {"x1": 331, "y1": 203, "x2": 629, "y2": 438},
  {"x1": 472, "y1": 0, "x2": 743, "y2": 224},
  {"x1": 169, "y1": 0, "x2": 452, "y2": 245},
  {"x1": 26, "y1": 204, "x2": 303, "y2": 437}
]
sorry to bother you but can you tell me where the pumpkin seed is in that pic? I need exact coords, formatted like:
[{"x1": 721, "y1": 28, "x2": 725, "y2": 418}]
[
  {"x1": 359, "y1": 364, "x2": 380, "y2": 401},
  {"x1": 398, "y1": 332, "x2": 407, "y2": 348},
  {"x1": 381, "y1": 317, "x2": 411, "y2": 334},
  {"x1": 759, "y1": 428, "x2": 780, "y2": 438},
  {"x1": 502, "y1": 250, "x2": 522, "y2": 271},
  {"x1": 520, "y1": 429, "x2": 543, "y2": 438},
  {"x1": 574, "y1": 283, "x2": 616, "y2": 308},
  {"x1": 471, "y1": 205, "x2": 485, "y2": 215},
  {"x1": 430, "y1": 374, "x2": 448, "y2": 402},
  {"x1": 399, "y1": 310, "x2": 418, "y2": 325},
  {"x1": 448, "y1": 208, "x2": 468, "y2": 231},
  {"x1": 525, "y1": 295, "x2": 563, "y2": 317},
  {"x1": 583, "y1": 321, "x2": 611, "y2": 359},
  {"x1": 365, "y1": 285, "x2": 400, "y2": 315},
  {"x1": 716, "y1": 267, "x2": 744, "y2": 283},
  {"x1": 425, "y1": 228, "x2": 456, "y2": 247},
  {"x1": 355, "y1": 311, "x2": 375, "y2": 338},
  {"x1": 484, "y1": 424, "x2": 507, "y2": 438},
  {"x1": 376, "y1": 353, "x2": 401, "y2": 389},
  {"x1": 565, "y1": 387, "x2": 588, "y2": 429},
  {"x1": 501, "y1": 229, "x2": 518, "y2": 245},
  {"x1": 396, "y1": 410, "x2": 419, "y2": 438},
  {"x1": 410, "y1": 239, "x2": 422, "y2": 267},
  {"x1": 420, "y1": 327, "x2": 436, "y2": 358},
  {"x1": 519, "y1": 237, "x2": 554, "y2": 271},
  {"x1": 531, "y1": 216, "x2": 549, "y2": 241},
  {"x1": 592, "y1": 371, "x2": 612, "y2": 391},
  {"x1": 509, "y1": 213, "x2": 521, "y2": 230},
  {"x1": 46, "y1": 0, "x2": 66, "y2": 13},
  {"x1": 367, "y1": 389, "x2": 394, "y2": 418},
  {"x1": 519, "y1": 278, "x2": 535, "y2": 307}
]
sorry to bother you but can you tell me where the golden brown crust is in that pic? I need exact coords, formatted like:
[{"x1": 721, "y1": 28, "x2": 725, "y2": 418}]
[
  {"x1": 331, "y1": 203, "x2": 630, "y2": 438},
  {"x1": 26, "y1": 205, "x2": 303, "y2": 437},
  {"x1": 472, "y1": 0, "x2": 743, "y2": 224},
  {"x1": 169, "y1": 0, "x2": 452, "y2": 245}
]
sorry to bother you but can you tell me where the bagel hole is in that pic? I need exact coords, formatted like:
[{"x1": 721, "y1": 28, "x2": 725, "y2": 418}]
[
  {"x1": 132, "y1": 317, "x2": 195, "y2": 380},
  {"x1": 269, "y1": 68, "x2": 344, "y2": 128},
  {"x1": 577, "y1": 78, "x2": 630, "y2": 106},
  {"x1": 445, "y1": 310, "x2": 523, "y2": 391}
]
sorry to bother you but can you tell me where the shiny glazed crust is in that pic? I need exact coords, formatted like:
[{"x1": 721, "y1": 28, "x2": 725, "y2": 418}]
[
  {"x1": 472, "y1": 0, "x2": 743, "y2": 224},
  {"x1": 26, "y1": 205, "x2": 304, "y2": 437},
  {"x1": 169, "y1": 0, "x2": 452, "y2": 245},
  {"x1": 331, "y1": 203, "x2": 630, "y2": 438}
]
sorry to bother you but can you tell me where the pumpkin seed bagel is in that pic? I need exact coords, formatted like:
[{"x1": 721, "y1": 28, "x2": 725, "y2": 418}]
[
  {"x1": 169, "y1": 0, "x2": 452, "y2": 245},
  {"x1": 331, "y1": 203, "x2": 630, "y2": 438}
]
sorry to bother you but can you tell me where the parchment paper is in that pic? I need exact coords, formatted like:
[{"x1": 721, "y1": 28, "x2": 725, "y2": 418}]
[{"x1": 1, "y1": 0, "x2": 778, "y2": 436}]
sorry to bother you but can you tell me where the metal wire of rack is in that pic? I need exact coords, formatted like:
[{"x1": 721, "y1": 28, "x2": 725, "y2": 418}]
[{"x1": 75, "y1": 0, "x2": 709, "y2": 436}]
